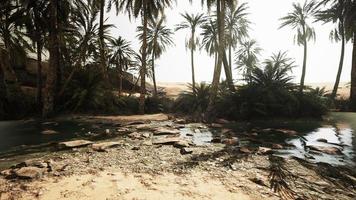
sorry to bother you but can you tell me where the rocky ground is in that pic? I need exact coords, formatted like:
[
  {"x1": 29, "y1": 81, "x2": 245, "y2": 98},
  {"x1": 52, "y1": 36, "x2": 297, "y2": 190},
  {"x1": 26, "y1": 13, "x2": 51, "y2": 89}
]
[{"x1": 0, "y1": 114, "x2": 355, "y2": 200}]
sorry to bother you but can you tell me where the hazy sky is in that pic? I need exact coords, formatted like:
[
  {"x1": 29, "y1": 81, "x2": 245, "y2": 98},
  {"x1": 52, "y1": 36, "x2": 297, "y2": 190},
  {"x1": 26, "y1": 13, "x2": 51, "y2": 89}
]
[{"x1": 107, "y1": 0, "x2": 353, "y2": 84}]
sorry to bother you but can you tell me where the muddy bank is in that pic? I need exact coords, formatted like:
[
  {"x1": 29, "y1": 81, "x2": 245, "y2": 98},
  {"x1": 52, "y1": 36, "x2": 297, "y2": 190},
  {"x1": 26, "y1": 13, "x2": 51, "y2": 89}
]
[{"x1": 0, "y1": 114, "x2": 355, "y2": 200}]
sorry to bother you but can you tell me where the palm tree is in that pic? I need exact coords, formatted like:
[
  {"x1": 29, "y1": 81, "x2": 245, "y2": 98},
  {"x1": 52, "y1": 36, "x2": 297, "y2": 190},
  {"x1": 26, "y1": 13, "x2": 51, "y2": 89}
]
[
  {"x1": 116, "y1": 0, "x2": 174, "y2": 114},
  {"x1": 315, "y1": 0, "x2": 351, "y2": 100},
  {"x1": 21, "y1": 0, "x2": 48, "y2": 107},
  {"x1": 235, "y1": 39, "x2": 262, "y2": 83},
  {"x1": 176, "y1": 12, "x2": 205, "y2": 93},
  {"x1": 225, "y1": 2, "x2": 250, "y2": 74},
  {"x1": 201, "y1": 19, "x2": 219, "y2": 70},
  {"x1": 98, "y1": 0, "x2": 108, "y2": 83},
  {"x1": 43, "y1": 0, "x2": 60, "y2": 117},
  {"x1": 280, "y1": 0, "x2": 316, "y2": 93},
  {"x1": 138, "y1": 15, "x2": 174, "y2": 97},
  {"x1": 108, "y1": 36, "x2": 135, "y2": 96}
]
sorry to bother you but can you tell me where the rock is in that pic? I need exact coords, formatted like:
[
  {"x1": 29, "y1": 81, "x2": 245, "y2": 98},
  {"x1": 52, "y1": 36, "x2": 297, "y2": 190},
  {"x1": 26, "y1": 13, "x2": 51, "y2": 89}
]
[
  {"x1": 0, "y1": 169, "x2": 13, "y2": 178},
  {"x1": 92, "y1": 142, "x2": 121, "y2": 152},
  {"x1": 221, "y1": 129, "x2": 232, "y2": 134},
  {"x1": 174, "y1": 140, "x2": 190, "y2": 148},
  {"x1": 251, "y1": 132, "x2": 258, "y2": 136},
  {"x1": 210, "y1": 123, "x2": 223, "y2": 128},
  {"x1": 152, "y1": 136, "x2": 181, "y2": 145},
  {"x1": 18, "y1": 159, "x2": 48, "y2": 168},
  {"x1": 142, "y1": 140, "x2": 153, "y2": 146},
  {"x1": 131, "y1": 146, "x2": 140, "y2": 150},
  {"x1": 117, "y1": 127, "x2": 130, "y2": 133},
  {"x1": 154, "y1": 128, "x2": 180, "y2": 135},
  {"x1": 58, "y1": 140, "x2": 93, "y2": 149},
  {"x1": 307, "y1": 145, "x2": 343, "y2": 155},
  {"x1": 15, "y1": 167, "x2": 45, "y2": 179},
  {"x1": 272, "y1": 144, "x2": 283, "y2": 149},
  {"x1": 175, "y1": 118, "x2": 186, "y2": 124},
  {"x1": 216, "y1": 118, "x2": 230, "y2": 124},
  {"x1": 141, "y1": 132, "x2": 151, "y2": 138},
  {"x1": 239, "y1": 147, "x2": 252, "y2": 154},
  {"x1": 128, "y1": 132, "x2": 141, "y2": 139},
  {"x1": 275, "y1": 129, "x2": 298, "y2": 136},
  {"x1": 180, "y1": 148, "x2": 193, "y2": 155},
  {"x1": 249, "y1": 176, "x2": 267, "y2": 186},
  {"x1": 257, "y1": 147, "x2": 273, "y2": 155},
  {"x1": 222, "y1": 137, "x2": 239, "y2": 145},
  {"x1": 41, "y1": 122, "x2": 58, "y2": 126},
  {"x1": 105, "y1": 129, "x2": 110, "y2": 135},
  {"x1": 125, "y1": 121, "x2": 145, "y2": 126},
  {"x1": 211, "y1": 137, "x2": 221, "y2": 143},
  {"x1": 41, "y1": 129, "x2": 58, "y2": 135},
  {"x1": 134, "y1": 124, "x2": 155, "y2": 131},
  {"x1": 316, "y1": 138, "x2": 328, "y2": 143}
]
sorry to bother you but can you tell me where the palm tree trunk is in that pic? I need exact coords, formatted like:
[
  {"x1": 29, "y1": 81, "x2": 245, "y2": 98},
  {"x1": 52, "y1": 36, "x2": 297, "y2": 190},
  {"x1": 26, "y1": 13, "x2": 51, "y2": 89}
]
[
  {"x1": 331, "y1": 25, "x2": 345, "y2": 100},
  {"x1": 43, "y1": 0, "x2": 59, "y2": 118},
  {"x1": 139, "y1": 5, "x2": 148, "y2": 114},
  {"x1": 300, "y1": 39, "x2": 308, "y2": 93},
  {"x1": 36, "y1": 40, "x2": 43, "y2": 107},
  {"x1": 223, "y1": 51, "x2": 235, "y2": 91},
  {"x1": 99, "y1": 0, "x2": 108, "y2": 83},
  {"x1": 118, "y1": 63, "x2": 123, "y2": 96},
  {"x1": 207, "y1": 0, "x2": 225, "y2": 117},
  {"x1": 191, "y1": 30, "x2": 196, "y2": 93},
  {"x1": 350, "y1": 32, "x2": 356, "y2": 111},
  {"x1": 152, "y1": 52, "x2": 158, "y2": 97}
]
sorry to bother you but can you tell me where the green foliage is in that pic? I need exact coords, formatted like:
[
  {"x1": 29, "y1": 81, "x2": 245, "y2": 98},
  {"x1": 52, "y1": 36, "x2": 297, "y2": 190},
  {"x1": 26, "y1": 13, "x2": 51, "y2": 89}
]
[{"x1": 173, "y1": 83, "x2": 210, "y2": 117}]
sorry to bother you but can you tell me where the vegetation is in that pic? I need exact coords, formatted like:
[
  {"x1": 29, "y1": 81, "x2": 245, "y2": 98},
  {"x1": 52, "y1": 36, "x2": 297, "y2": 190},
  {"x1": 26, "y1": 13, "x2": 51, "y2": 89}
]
[{"x1": 0, "y1": 0, "x2": 355, "y2": 120}]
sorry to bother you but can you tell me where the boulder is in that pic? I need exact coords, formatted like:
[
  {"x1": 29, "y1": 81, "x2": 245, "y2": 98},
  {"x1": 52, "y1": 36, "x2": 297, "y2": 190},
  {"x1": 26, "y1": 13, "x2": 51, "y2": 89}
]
[
  {"x1": 41, "y1": 129, "x2": 58, "y2": 135},
  {"x1": 15, "y1": 167, "x2": 45, "y2": 179},
  {"x1": 154, "y1": 128, "x2": 180, "y2": 135},
  {"x1": 308, "y1": 145, "x2": 343, "y2": 155},
  {"x1": 92, "y1": 142, "x2": 121, "y2": 152},
  {"x1": 58, "y1": 140, "x2": 93, "y2": 149},
  {"x1": 152, "y1": 137, "x2": 181, "y2": 145}
]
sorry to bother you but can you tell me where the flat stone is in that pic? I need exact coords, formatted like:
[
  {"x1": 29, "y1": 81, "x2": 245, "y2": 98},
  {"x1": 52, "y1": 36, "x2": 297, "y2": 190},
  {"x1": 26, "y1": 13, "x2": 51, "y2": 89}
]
[
  {"x1": 92, "y1": 142, "x2": 121, "y2": 152},
  {"x1": 141, "y1": 132, "x2": 151, "y2": 138},
  {"x1": 257, "y1": 147, "x2": 273, "y2": 155},
  {"x1": 128, "y1": 132, "x2": 141, "y2": 139},
  {"x1": 308, "y1": 145, "x2": 343, "y2": 155},
  {"x1": 125, "y1": 121, "x2": 145, "y2": 126},
  {"x1": 272, "y1": 144, "x2": 283, "y2": 149},
  {"x1": 222, "y1": 137, "x2": 239, "y2": 145},
  {"x1": 58, "y1": 140, "x2": 93, "y2": 149},
  {"x1": 18, "y1": 159, "x2": 48, "y2": 168},
  {"x1": 152, "y1": 137, "x2": 181, "y2": 145},
  {"x1": 239, "y1": 147, "x2": 252, "y2": 154},
  {"x1": 174, "y1": 140, "x2": 190, "y2": 148},
  {"x1": 154, "y1": 128, "x2": 180, "y2": 135},
  {"x1": 15, "y1": 167, "x2": 45, "y2": 179},
  {"x1": 41, "y1": 129, "x2": 59, "y2": 135},
  {"x1": 316, "y1": 138, "x2": 328, "y2": 143},
  {"x1": 134, "y1": 124, "x2": 156, "y2": 130}
]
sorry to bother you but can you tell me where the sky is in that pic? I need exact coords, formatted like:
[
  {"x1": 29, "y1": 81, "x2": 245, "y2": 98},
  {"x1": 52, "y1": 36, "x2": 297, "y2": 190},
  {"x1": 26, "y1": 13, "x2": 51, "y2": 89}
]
[{"x1": 107, "y1": 0, "x2": 353, "y2": 84}]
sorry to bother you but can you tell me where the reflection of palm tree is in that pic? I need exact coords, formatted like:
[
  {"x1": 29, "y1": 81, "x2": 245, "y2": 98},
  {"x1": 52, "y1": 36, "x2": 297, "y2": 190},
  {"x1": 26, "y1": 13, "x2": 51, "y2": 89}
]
[
  {"x1": 138, "y1": 15, "x2": 174, "y2": 96},
  {"x1": 279, "y1": 0, "x2": 316, "y2": 93},
  {"x1": 176, "y1": 12, "x2": 206, "y2": 94}
]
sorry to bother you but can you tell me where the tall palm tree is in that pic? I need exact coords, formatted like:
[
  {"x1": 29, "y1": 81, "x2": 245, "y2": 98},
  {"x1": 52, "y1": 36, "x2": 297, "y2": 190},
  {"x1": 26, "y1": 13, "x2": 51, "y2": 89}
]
[
  {"x1": 315, "y1": 0, "x2": 351, "y2": 100},
  {"x1": 199, "y1": 0, "x2": 235, "y2": 117},
  {"x1": 108, "y1": 36, "x2": 135, "y2": 96},
  {"x1": 225, "y1": 2, "x2": 250, "y2": 74},
  {"x1": 235, "y1": 39, "x2": 262, "y2": 83},
  {"x1": 98, "y1": 0, "x2": 108, "y2": 83},
  {"x1": 43, "y1": 0, "x2": 60, "y2": 117},
  {"x1": 176, "y1": 12, "x2": 205, "y2": 93},
  {"x1": 138, "y1": 15, "x2": 174, "y2": 97},
  {"x1": 280, "y1": 0, "x2": 316, "y2": 93},
  {"x1": 115, "y1": 0, "x2": 174, "y2": 114},
  {"x1": 21, "y1": 0, "x2": 48, "y2": 107}
]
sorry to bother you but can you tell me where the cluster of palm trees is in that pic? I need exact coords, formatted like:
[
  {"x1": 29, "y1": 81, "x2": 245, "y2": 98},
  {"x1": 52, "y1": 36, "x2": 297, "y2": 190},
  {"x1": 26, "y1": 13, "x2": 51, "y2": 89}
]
[{"x1": 0, "y1": 0, "x2": 355, "y2": 119}]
